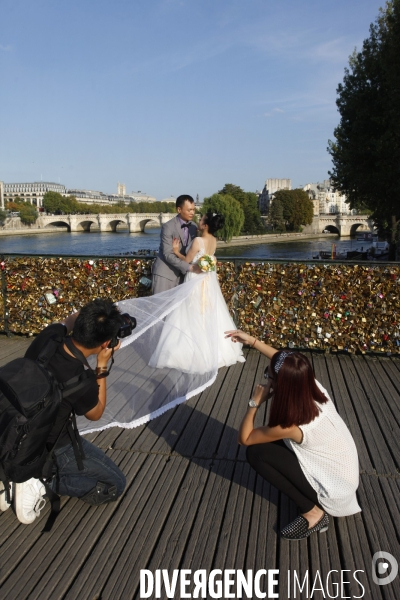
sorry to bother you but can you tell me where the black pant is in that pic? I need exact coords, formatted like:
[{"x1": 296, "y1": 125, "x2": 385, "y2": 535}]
[{"x1": 246, "y1": 440, "x2": 319, "y2": 513}]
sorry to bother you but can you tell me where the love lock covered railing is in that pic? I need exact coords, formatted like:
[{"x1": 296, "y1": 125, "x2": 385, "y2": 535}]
[{"x1": 1, "y1": 254, "x2": 400, "y2": 354}]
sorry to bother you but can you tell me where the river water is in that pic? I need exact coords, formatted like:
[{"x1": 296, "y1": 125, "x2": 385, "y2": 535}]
[{"x1": 0, "y1": 228, "x2": 369, "y2": 260}]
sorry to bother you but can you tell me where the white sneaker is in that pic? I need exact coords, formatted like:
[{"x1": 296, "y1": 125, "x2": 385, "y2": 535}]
[
  {"x1": 14, "y1": 478, "x2": 46, "y2": 524},
  {"x1": 0, "y1": 481, "x2": 13, "y2": 511}
]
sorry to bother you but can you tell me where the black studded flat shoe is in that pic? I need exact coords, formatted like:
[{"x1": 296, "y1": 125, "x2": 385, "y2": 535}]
[{"x1": 281, "y1": 512, "x2": 329, "y2": 540}]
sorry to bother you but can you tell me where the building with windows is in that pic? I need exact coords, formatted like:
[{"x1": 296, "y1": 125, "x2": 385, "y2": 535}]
[
  {"x1": 117, "y1": 182, "x2": 126, "y2": 196},
  {"x1": 3, "y1": 180, "x2": 157, "y2": 210},
  {"x1": 258, "y1": 178, "x2": 291, "y2": 214},
  {"x1": 129, "y1": 192, "x2": 157, "y2": 203},
  {"x1": 67, "y1": 189, "x2": 157, "y2": 205},
  {"x1": 4, "y1": 182, "x2": 66, "y2": 208},
  {"x1": 303, "y1": 180, "x2": 354, "y2": 215}
]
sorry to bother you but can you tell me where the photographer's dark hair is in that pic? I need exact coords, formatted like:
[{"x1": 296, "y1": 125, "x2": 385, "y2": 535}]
[
  {"x1": 176, "y1": 194, "x2": 194, "y2": 209},
  {"x1": 72, "y1": 299, "x2": 123, "y2": 349},
  {"x1": 268, "y1": 351, "x2": 328, "y2": 428},
  {"x1": 203, "y1": 211, "x2": 225, "y2": 236}
]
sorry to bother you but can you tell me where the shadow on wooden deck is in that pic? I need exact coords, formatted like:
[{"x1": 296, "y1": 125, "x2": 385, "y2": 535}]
[{"x1": 0, "y1": 336, "x2": 399, "y2": 600}]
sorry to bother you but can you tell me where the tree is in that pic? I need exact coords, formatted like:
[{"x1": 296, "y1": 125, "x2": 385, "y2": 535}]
[
  {"x1": 19, "y1": 203, "x2": 39, "y2": 225},
  {"x1": 219, "y1": 184, "x2": 265, "y2": 234},
  {"x1": 43, "y1": 193, "x2": 177, "y2": 216},
  {"x1": 268, "y1": 198, "x2": 285, "y2": 232},
  {"x1": 43, "y1": 191, "x2": 80, "y2": 214},
  {"x1": 0, "y1": 209, "x2": 7, "y2": 225},
  {"x1": 328, "y1": 0, "x2": 400, "y2": 255},
  {"x1": 202, "y1": 193, "x2": 244, "y2": 241},
  {"x1": 6, "y1": 200, "x2": 38, "y2": 225},
  {"x1": 273, "y1": 189, "x2": 314, "y2": 231}
]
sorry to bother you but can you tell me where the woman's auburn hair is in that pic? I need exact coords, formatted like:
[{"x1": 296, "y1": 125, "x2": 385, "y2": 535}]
[{"x1": 268, "y1": 351, "x2": 328, "y2": 429}]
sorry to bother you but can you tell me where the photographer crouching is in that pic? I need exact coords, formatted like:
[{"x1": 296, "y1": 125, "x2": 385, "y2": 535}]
[{"x1": 12, "y1": 299, "x2": 132, "y2": 525}]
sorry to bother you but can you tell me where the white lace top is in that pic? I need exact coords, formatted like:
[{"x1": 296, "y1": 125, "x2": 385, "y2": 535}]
[
  {"x1": 284, "y1": 381, "x2": 361, "y2": 517},
  {"x1": 190, "y1": 237, "x2": 214, "y2": 265}
]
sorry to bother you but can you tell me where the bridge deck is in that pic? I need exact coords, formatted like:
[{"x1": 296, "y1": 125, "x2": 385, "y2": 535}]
[{"x1": 0, "y1": 336, "x2": 399, "y2": 600}]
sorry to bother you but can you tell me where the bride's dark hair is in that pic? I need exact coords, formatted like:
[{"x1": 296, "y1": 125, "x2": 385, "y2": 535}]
[{"x1": 203, "y1": 211, "x2": 225, "y2": 236}]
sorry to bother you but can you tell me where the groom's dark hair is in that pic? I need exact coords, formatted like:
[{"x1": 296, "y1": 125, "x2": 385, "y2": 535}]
[{"x1": 176, "y1": 195, "x2": 194, "y2": 209}]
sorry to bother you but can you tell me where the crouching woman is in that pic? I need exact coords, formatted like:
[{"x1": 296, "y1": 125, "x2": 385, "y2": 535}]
[{"x1": 228, "y1": 330, "x2": 361, "y2": 541}]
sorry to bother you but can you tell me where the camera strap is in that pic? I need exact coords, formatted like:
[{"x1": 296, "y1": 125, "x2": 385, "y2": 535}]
[
  {"x1": 64, "y1": 337, "x2": 115, "y2": 376},
  {"x1": 64, "y1": 337, "x2": 93, "y2": 371}
]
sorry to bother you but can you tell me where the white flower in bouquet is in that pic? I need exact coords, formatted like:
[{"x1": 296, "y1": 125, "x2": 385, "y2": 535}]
[{"x1": 199, "y1": 254, "x2": 216, "y2": 272}]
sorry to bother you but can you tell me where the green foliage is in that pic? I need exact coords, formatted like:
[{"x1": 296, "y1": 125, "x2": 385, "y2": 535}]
[
  {"x1": 219, "y1": 184, "x2": 265, "y2": 234},
  {"x1": 43, "y1": 192, "x2": 176, "y2": 215},
  {"x1": 202, "y1": 193, "x2": 244, "y2": 241},
  {"x1": 43, "y1": 192, "x2": 79, "y2": 214},
  {"x1": 6, "y1": 200, "x2": 38, "y2": 225},
  {"x1": 127, "y1": 201, "x2": 176, "y2": 214},
  {"x1": 19, "y1": 203, "x2": 39, "y2": 225},
  {"x1": 0, "y1": 209, "x2": 7, "y2": 224},
  {"x1": 268, "y1": 198, "x2": 286, "y2": 232},
  {"x1": 272, "y1": 189, "x2": 314, "y2": 231},
  {"x1": 328, "y1": 0, "x2": 400, "y2": 251}
]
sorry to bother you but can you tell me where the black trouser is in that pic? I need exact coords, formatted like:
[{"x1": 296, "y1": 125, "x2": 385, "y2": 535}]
[{"x1": 246, "y1": 440, "x2": 319, "y2": 513}]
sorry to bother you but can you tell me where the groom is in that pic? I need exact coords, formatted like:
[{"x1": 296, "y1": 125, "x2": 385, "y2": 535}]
[{"x1": 152, "y1": 194, "x2": 201, "y2": 294}]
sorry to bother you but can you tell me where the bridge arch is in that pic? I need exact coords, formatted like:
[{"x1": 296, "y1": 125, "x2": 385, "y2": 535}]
[
  {"x1": 350, "y1": 222, "x2": 369, "y2": 237},
  {"x1": 44, "y1": 220, "x2": 70, "y2": 232},
  {"x1": 138, "y1": 217, "x2": 160, "y2": 232},
  {"x1": 323, "y1": 225, "x2": 340, "y2": 235},
  {"x1": 74, "y1": 218, "x2": 98, "y2": 232},
  {"x1": 103, "y1": 218, "x2": 129, "y2": 232}
]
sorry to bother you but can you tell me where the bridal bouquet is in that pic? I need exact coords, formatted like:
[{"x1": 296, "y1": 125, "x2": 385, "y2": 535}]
[{"x1": 198, "y1": 255, "x2": 217, "y2": 272}]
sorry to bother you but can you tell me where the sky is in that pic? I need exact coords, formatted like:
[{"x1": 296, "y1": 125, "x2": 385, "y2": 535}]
[{"x1": 0, "y1": 0, "x2": 385, "y2": 201}]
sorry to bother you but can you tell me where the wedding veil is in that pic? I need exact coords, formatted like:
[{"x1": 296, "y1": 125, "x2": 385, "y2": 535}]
[{"x1": 77, "y1": 274, "x2": 225, "y2": 435}]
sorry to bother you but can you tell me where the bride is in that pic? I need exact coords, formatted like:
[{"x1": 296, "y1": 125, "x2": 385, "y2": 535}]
[
  {"x1": 78, "y1": 212, "x2": 244, "y2": 435},
  {"x1": 148, "y1": 211, "x2": 245, "y2": 373}
]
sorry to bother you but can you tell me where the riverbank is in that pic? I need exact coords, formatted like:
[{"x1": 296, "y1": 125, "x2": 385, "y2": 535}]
[
  {"x1": 0, "y1": 227, "x2": 64, "y2": 236},
  {"x1": 216, "y1": 231, "x2": 338, "y2": 248},
  {"x1": 0, "y1": 224, "x2": 160, "y2": 237}
]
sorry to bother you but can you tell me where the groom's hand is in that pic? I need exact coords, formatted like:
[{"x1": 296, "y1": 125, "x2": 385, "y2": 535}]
[{"x1": 190, "y1": 264, "x2": 202, "y2": 274}]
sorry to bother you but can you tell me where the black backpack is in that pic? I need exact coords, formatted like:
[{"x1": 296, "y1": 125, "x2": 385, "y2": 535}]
[{"x1": 0, "y1": 334, "x2": 96, "y2": 518}]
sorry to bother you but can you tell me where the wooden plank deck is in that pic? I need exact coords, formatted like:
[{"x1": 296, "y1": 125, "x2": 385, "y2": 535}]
[{"x1": 0, "y1": 335, "x2": 399, "y2": 600}]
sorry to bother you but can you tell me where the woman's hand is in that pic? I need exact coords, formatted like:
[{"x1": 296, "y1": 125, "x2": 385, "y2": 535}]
[
  {"x1": 224, "y1": 329, "x2": 253, "y2": 345},
  {"x1": 225, "y1": 329, "x2": 278, "y2": 360},
  {"x1": 252, "y1": 383, "x2": 271, "y2": 406},
  {"x1": 172, "y1": 237, "x2": 181, "y2": 255}
]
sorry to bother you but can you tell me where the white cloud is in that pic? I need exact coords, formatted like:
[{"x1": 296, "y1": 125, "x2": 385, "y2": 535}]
[
  {"x1": 264, "y1": 107, "x2": 284, "y2": 117},
  {"x1": 0, "y1": 44, "x2": 12, "y2": 51}
]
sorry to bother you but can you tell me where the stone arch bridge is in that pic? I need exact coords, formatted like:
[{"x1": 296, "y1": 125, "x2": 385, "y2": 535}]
[
  {"x1": 312, "y1": 214, "x2": 374, "y2": 237},
  {"x1": 36, "y1": 213, "x2": 175, "y2": 233}
]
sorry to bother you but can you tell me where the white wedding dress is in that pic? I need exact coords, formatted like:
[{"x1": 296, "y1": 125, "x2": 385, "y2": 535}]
[
  {"x1": 78, "y1": 240, "x2": 244, "y2": 435},
  {"x1": 149, "y1": 239, "x2": 245, "y2": 373}
]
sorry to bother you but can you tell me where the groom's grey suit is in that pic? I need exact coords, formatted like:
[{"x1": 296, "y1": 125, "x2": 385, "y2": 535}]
[{"x1": 152, "y1": 215, "x2": 198, "y2": 294}]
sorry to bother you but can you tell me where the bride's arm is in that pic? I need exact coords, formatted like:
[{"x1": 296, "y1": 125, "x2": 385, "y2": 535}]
[{"x1": 172, "y1": 237, "x2": 200, "y2": 263}]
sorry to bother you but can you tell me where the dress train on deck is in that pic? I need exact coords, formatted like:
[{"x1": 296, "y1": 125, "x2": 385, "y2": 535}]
[{"x1": 77, "y1": 257, "x2": 244, "y2": 435}]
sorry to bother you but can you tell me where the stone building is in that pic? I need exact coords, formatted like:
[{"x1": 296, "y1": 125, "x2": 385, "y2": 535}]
[
  {"x1": 67, "y1": 189, "x2": 157, "y2": 205},
  {"x1": 117, "y1": 182, "x2": 126, "y2": 196},
  {"x1": 3, "y1": 180, "x2": 157, "y2": 210},
  {"x1": 258, "y1": 178, "x2": 291, "y2": 214},
  {"x1": 4, "y1": 182, "x2": 66, "y2": 209},
  {"x1": 303, "y1": 180, "x2": 355, "y2": 215}
]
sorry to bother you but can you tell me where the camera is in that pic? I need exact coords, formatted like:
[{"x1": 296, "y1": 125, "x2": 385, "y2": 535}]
[{"x1": 108, "y1": 313, "x2": 137, "y2": 348}]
